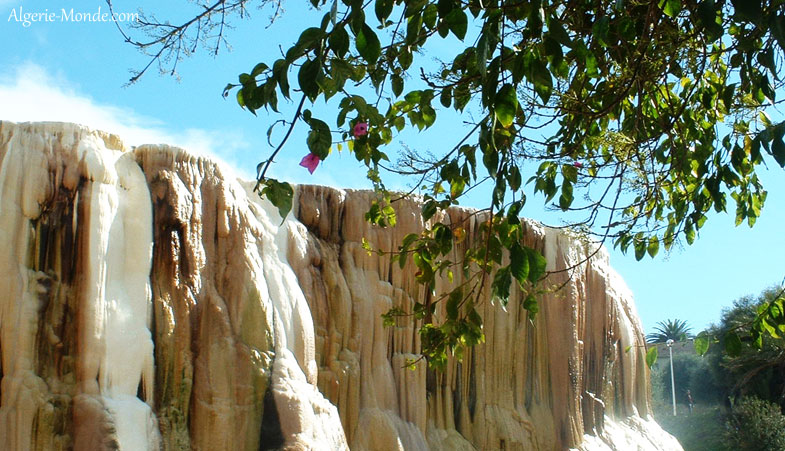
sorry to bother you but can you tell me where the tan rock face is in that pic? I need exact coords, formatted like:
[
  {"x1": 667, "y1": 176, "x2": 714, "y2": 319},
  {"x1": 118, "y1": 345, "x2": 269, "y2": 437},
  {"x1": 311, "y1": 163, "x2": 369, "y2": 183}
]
[
  {"x1": 0, "y1": 122, "x2": 158, "y2": 451},
  {"x1": 289, "y1": 186, "x2": 677, "y2": 451},
  {"x1": 0, "y1": 121, "x2": 680, "y2": 451}
]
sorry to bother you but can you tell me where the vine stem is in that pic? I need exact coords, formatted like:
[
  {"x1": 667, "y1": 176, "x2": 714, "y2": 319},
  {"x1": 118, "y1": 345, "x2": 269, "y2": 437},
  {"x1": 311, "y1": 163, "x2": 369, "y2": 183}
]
[{"x1": 255, "y1": 93, "x2": 307, "y2": 190}]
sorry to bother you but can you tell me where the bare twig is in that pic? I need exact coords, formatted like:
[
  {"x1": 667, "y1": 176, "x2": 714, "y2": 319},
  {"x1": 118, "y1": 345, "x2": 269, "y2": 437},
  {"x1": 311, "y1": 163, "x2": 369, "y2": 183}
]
[{"x1": 106, "y1": 0, "x2": 275, "y2": 84}]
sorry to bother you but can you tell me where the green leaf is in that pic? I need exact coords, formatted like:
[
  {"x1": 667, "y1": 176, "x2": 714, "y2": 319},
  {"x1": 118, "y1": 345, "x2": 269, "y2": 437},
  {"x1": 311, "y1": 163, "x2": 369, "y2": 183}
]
[
  {"x1": 659, "y1": 0, "x2": 681, "y2": 18},
  {"x1": 559, "y1": 181, "x2": 573, "y2": 211},
  {"x1": 356, "y1": 24, "x2": 381, "y2": 64},
  {"x1": 446, "y1": 289, "x2": 461, "y2": 319},
  {"x1": 487, "y1": 234, "x2": 503, "y2": 265},
  {"x1": 697, "y1": 0, "x2": 723, "y2": 40},
  {"x1": 685, "y1": 225, "x2": 696, "y2": 245},
  {"x1": 399, "y1": 233, "x2": 419, "y2": 268},
  {"x1": 724, "y1": 331, "x2": 742, "y2": 357},
  {"x1": 494, "y1": 84, "x2": 518, "y2": 127},
  {"x1": 757, "y1": 48, "x2": 777, "y2": 77},
  {"x1": 647, "y1": 237, "x2": 660, "y2": 258},
  {"x1": 440, "y1": 87, "x2": 452, "y2": 108},
  {"x1": 391, "y1": 74, "x2": 404, "y2": 97},
  {"x1": 730, "y1": 0, "x2": 761, "y2": 21},
  {"x1": 423, "y1": 4, "x2": 438, "y2": 29},
  {"x1": 771, "y1": 137, "x2": 785, "y2": 167},
  {"x1": 492, "y1": 266, "x2": 512, "y2": 305},
  {"x1": 522, "y1": 294, "x2": 538, "y2": 320},
  {"x1": 403, "y1": 0, "x2": 426, "y2": 16},
  {"x1": 476, "y1": 33, "x2": 489, "y2": 77},
  {"x1": 509, "y1": 244, "x2": 530, "y2": 288},
  {"x1": 579, "y1": 45, "x2": 599, "y2": 78},
  {"x1": 329, "y1": 26, "x2": 350, "y2": 57},
  {"x1": 529, "y1": 59, "x2": 553, "y2": 104},
  {"x1": 406, "y1": 12, "x2": 424, "y2": 45},
  {"x1": 382, "y1": 204, "x2": 397, "y2": 227},
  {"x1": 365, "y1": 202, "x2": 382, "y2": 225},
  {"x1": 298, "y1": 58, "x2": 321, "y2": 99},
  {"x1": 561, "y1": 164, "x2": 577, "y2": 183},
  {"x1": 306, "y1": 118, "x2": 332, "y2": 159},
  {"x1": 761, "y1": 75, "x2": 776, "y2": 103},
  {"x1": 422, "y1": 200, "x2": 438, "y2": 221},
  {"x1": 453, "y1": 84, "x2": 470, "y2": 111},
  {"x1": 273, "y1": 59, "x2": 290, "y2": 99},
  {"x1": 450, "y1": 178, "x2": 465, "y2": 199},
  {"x1": 250, "y1": 62, "x2": 269, "y2": 78},
  {"x1": 402, "y1": 233, "x2": 419, "y2": 249},
  {"x1": 634, "y1": 238, "x2": 646, "y2": 261},
  {"x1": 433, "y1": 222, "x2": 452, "y2": 254},
  {"x1": 526, "y1": 247, "x2": 547, "y2": 283},
  {"x1": 592, "y1": 16, "x2": 610, "y2": 47},
  {"x1": 236, "y1": 87, "x2": 247, "y2": 109},
  {"x1": 437, "y1": 0, "x2": 454, "y2": 17},
  {"x1": 361, "y1": 236, "x2": 374, "y2": 254},
  {"x1": 772, "y1": 14, "x2": 785, "y2": 53},
  {"x1": 398, "y1": 47, "x2": 413, "y2": 69},
  {"x1": 375, "y1": 0, "x2": 393, "y2": 23},
  {"x1": 260, "y1": 179, "x2": 294, "y2": 222},
  {"x1": 297, "y1": 27, "x2": 325, "y2": 48},
  {"x1": 694, "y1": 331, "x2": 710, "y2": 356},
  {"x1": 481, "y1": 142, "x2": 499, "y2": 176},
  {"x1": 646, "y1": 346, "x2": 658, "y2": 368},
  {"x1": 413, "y1": 252, "x2": 434, "y2": 284},
  {"x1": 547, "y1": 20, "x2": 572, "y2": 47},
  {"x1": 445, "y1": 9, "x2": 467, "y2": 40},
  {"x1": 507, "y1": 200, "x2": 523, "y2": 225},
  {"x1": 366, "y1": 201, "x2": 395, "y2": 228},
  {"x1": 508, "y1": 165, "x2": 522, "y2": 191}
]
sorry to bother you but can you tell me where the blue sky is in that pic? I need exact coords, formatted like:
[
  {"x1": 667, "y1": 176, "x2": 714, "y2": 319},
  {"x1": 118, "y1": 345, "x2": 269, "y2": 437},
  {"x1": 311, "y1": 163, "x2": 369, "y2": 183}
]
[{"x1": 2, "y1": 0, "x2": 784, "y2": 336}]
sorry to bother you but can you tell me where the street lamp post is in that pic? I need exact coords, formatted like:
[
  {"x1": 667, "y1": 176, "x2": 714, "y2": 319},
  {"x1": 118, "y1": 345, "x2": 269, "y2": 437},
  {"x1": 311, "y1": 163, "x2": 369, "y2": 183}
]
[{"x1": 666, "y1": 339, "x2": 676, "y2": 416}]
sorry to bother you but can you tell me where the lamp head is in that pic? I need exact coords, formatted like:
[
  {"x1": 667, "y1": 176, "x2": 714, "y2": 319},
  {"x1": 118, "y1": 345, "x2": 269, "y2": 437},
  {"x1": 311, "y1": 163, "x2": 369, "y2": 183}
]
[{"x1": 666, "y1": 339, "x2": 675, "y2": 347}]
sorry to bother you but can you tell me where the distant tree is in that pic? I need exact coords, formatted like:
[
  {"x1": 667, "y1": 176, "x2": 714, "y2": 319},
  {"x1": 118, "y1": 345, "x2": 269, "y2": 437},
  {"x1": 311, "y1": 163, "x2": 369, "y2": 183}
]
[
  {"x1": 647, "y1": 319, "x2": 694, "y2": 343},
  {"x1": 706, "y1": 287, "x2": 785, "y2": 409}
]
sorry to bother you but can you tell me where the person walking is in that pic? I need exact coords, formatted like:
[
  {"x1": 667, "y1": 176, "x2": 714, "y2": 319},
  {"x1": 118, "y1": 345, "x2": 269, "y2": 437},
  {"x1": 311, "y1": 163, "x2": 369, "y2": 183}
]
[{"x1": 686, "y1": 390, "x2": 694, "y2": 414}]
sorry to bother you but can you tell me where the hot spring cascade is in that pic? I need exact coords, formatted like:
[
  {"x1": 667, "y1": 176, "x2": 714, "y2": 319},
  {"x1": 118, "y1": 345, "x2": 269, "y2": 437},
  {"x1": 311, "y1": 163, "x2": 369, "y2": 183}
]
[{"x1": 0, "y1": 121, "x2": 682, "y2": 450}]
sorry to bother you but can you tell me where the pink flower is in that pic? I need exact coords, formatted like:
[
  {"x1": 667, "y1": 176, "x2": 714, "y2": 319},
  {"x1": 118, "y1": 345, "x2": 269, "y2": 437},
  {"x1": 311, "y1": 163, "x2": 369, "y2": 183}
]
[
  {"x1": 299, "y1": 153, "x2": 320, "y2": 174},
  {"x1": 353, "y1": 122, "x2": 369, "y2": 137},
  {"x1": 573, "y1": 161, "x2": 583, "y2": 168}
]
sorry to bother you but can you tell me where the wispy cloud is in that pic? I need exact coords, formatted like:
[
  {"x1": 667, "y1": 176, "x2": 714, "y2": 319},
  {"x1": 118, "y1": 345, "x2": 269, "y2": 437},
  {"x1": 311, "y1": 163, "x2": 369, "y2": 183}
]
[
  {"x1": 0, "y1": 62, "x2": 252, "y2": 177},
  {"x1": 0, "y1": 61, "x2": 378, "y2": 191}
]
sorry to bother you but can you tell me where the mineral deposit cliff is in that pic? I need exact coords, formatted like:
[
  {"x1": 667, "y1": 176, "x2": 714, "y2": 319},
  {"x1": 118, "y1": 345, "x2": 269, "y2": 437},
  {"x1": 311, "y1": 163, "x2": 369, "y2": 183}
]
[{"x1": 0, "y1": 121, "x2": 682, "y2": 450}]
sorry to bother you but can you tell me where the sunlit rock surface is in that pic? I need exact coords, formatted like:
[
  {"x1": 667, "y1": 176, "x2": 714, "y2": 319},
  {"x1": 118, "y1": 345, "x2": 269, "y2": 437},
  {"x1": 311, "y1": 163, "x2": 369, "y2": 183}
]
[{"x1": 0, "y1": 121, "x2": 681, "y2": 450}]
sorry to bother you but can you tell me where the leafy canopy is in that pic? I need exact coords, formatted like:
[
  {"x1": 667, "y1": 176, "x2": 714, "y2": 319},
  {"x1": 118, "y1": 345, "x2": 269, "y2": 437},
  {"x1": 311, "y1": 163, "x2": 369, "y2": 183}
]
[{"x1": 122, "y1": 0, "x2": 785, "y2": 368}]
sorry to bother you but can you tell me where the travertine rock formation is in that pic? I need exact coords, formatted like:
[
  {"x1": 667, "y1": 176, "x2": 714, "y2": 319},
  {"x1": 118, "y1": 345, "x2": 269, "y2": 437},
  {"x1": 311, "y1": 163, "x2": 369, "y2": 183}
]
[
  {"x1": 289, "y1": 187, "x2": 677, "y2": 451},
  {"x1": 0, "y1": 121, "x2": 681, "y2": 450}
]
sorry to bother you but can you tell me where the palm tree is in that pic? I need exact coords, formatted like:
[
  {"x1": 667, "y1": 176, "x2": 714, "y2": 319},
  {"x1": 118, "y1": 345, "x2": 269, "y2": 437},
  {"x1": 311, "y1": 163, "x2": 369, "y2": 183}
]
[{"x1": 646, "y1": 319, "x2": 694, "y2": 343}]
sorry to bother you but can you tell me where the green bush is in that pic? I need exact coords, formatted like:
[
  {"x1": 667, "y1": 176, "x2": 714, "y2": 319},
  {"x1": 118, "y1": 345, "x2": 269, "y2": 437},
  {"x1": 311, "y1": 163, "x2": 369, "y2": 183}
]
[{"x1": 725, "y1": 397, "x2": 785, "y2": 451}]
